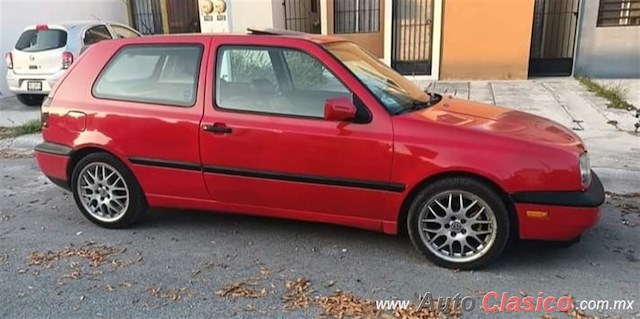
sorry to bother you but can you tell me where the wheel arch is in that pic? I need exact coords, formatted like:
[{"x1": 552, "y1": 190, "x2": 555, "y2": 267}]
[
  {"x1": 397, "y1": 171, "x2": 519, "y2": 239},
  {"x1": 66, "y1": 146, "x2": 129, "y2": 187}
]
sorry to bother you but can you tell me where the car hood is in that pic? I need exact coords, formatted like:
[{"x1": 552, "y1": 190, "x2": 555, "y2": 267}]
[{"x1": 404, "y1": 97, "x2": 585, "y2": 153}]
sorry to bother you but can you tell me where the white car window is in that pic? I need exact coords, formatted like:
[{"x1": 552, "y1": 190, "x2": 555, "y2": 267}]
[
  {"x1": 84, "y1": 25, "x2": 112, "y2": 46},
  {"x1": 111, "y1": 25, "x2": 140, "y2": 38},
  {"x1": 15, "y1": 29, "x2": 67, "y2": 52}
]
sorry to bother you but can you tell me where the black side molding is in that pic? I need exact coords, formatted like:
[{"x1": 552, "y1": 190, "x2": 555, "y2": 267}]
[
  {"x1": 202, "y1": 165, "x2": 406, "y2": 192},
  {"x1": 129, "y1": 157, "x2": 200, "y2": 171},
  {"x1": 35, "y1": 142, "x2": 73, "y2": 156},
  {"x1": 511, "y1": 172, "x2": 605, "y2": 208},
  {"x1": 128, "y1": 157, "x2": 405, "y2": 193}
]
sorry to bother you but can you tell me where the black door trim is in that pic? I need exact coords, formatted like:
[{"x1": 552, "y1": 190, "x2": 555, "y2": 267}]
[
  {"x1": 128, "y1": 157, "x2": 405, "y2": 193},
  {"x1": 129, "y1": 157, "x2": 201, "y2": 171}
]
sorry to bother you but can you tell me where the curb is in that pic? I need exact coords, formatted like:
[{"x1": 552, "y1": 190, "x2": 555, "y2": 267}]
[
  {"x1": 0, "y1": 133, "x2": 43, "y2": 153},
  {"x1": 593, "y1": 167, "x2": 640, "y2": 195}
]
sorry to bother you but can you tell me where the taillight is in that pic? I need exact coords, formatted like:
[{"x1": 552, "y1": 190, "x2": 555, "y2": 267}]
[
  {"x1": 36, "y1": 24, "x2": 49, "y2": 31},
  {"x1": 42, "y1": 96, "x2": 52, "y2": 108},
  {"x1": 41, "y1": 111, "x2": 50, "y2": 128},
  {"x1": 41, "y1": 97, "x2": 52, "y2": 127},
  {"x1": 5, "y1": 52, "x2": 12, "y2": 69},
  {"x1": 62, "y1": 51, "x2": 73, "y2": 69}
]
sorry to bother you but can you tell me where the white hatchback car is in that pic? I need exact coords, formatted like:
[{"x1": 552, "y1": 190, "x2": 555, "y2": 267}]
[{"x1": 5, "y1": 21, "x2": 141, "y2": 106}]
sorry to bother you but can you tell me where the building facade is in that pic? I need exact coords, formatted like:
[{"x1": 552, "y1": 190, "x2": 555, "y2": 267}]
[
  {"x1": 574, "y1": 0, "x2": 640, "y2": 78},
  {"x1": 1, "y1": 0, "x2": 630, "y2": 93}
]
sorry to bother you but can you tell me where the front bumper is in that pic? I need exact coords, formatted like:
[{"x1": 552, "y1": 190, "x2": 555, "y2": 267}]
[
  {"x1": 6, "y1": 69, "x2": 65, "y2": 95},
  {"x1": 511, "y1": 172, "x2": 605, "y2": 240},
  {"x1": 35, "y1": 142, "x2": 73, "y2": 191}
]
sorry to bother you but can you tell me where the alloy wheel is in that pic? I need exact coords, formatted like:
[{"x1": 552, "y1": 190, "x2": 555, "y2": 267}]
[
  {"x1": 76, "y1": 162, "x2": 130, "y2": 222},
  {"x1": 417, "y1": 191, "x2": 497, "y2": 263}
]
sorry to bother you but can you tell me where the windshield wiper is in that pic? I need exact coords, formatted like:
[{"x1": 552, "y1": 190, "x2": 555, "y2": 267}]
[{"x1": 394, "y1": 94, "x2": 442, "y2": 115}]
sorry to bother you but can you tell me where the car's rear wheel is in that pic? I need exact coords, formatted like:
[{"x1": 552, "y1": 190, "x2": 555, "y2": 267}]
[
  {"x1": 16, "y1": 94, "x2": 45, "y2": 107},
  {"x1": 71, "y1": 152, "x2": 147, "y2": 228},
  {"x1": 407, "y1": 177, "x2": 509, "y2": 270}
]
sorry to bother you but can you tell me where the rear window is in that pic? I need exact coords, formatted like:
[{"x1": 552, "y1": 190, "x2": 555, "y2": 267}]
[
  {"x1": 15, "y1": 29, "x2": 67, "y2": 52},
  {"x1": 93, "y1": 45, "x2": 203, "y2": 107}
]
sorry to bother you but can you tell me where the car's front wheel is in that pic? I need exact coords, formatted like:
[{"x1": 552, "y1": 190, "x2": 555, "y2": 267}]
[
  {"x1": 407, "y1": 177, "x2": 510, "y2": 270},
  {"x1": 71, "y1": 152, "x2": 147, "y2": 228},
  {"x1": 16, "y1": 94, "x2": 45, "y2": 107}
]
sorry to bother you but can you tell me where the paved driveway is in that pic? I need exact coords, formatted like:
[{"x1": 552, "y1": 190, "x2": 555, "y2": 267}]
[
  {"x1": 0, "y1": 96, "x2": 40, "y2": 127},
  {"x1": 1, "y1": 160, "x2": 639, "y2": 319}
]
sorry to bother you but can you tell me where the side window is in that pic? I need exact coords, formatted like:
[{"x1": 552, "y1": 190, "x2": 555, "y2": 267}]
[
  {"x1": 84, "y1": 25, "x2": 112, "y2": 46},
  {"x1": 94, "y1": 45, "x2": 203, "y2": 107},
  {"x1": 216, "y1": 46, "x2": 350, "y2": 118},
  {"x1": 111, "y1": 25, "x2": 140, "y2": 38},
  {"x1": 283, "y1": 50, "x2": 347, "y2": 93},
  {"x1": 218, "y1": 49, "x2": 276, "y2": 83}
]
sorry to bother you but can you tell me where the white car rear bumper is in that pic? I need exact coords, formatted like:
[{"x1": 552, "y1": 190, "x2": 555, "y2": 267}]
[{"x1": 6, "y1": 70, "x2": 66, "y2": 95}]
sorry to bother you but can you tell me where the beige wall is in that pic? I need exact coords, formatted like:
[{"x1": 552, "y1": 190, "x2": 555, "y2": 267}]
[
  {"x1": 440, "y1": 0, "x2": 535, "y2": 80},
  {"x1": 326, "y1": 0, "x2": 385, "y2": 58},
  {"x1": 575, "y1": 0, "x2": 640, "y2": 78},
  {"x1": 230, "y1": 0, "x2": 286, "y2": 32}
]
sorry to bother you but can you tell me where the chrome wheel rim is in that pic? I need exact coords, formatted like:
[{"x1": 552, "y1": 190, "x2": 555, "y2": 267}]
[
  {"x1": 418, "y1": 191, "x2": 497, "y2": 263},
  {"x1": 77, "y1": 162, "x2": 129, "y2": 222}
]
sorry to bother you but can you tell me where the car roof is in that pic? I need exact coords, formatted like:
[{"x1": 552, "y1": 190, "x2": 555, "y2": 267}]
[{"x1": 138, "y1": 32, "x2": 347, "y2": 45}]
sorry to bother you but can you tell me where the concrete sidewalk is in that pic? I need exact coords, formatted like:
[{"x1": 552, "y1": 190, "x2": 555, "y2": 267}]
[
  {"x1": 416, "y1": 78, "x2": 640, "y2": 193},
  {"x1": 0, "y1": 96, "x2": 40, "y2": 127}
]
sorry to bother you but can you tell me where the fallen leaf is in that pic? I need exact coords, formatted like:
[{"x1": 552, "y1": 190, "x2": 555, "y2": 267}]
[
  {"x1": 283, "y1": 277, "x2": 311, "y2": 311},
  {"x1": 325, "y1": 280, "x2": 336, "y2": 288},
  {"x1": 315, "y1": 291, "x2": 380, "y2": 318},
  {"x1": 259, "y1": 267, "x2": 272, "y2": 276},
  {"x1": 215, "y1": 279, "x2": 267, "y2": 299},
  {"x1": 146, "y1": 287, "x2": 198, "y2": 301},
  {"x1": 29, "y1": 244, "x2": 122, "y2": 268}
]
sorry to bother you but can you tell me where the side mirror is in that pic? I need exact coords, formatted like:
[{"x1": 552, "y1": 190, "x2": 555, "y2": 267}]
[{"x1": 324, "y1": 97, "x2": 357, "y2": 122}]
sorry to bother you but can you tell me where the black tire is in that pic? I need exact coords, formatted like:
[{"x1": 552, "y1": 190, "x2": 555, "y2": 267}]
[
  {"x1": 16, "y1": 94, "x2": 45, "y2": 107},
  {"x1": 71, "y1": 152, "x2": 147, "y2": 228},
  {"x1": 407, "y1": 177, "x2": 510, "y2": 270}
]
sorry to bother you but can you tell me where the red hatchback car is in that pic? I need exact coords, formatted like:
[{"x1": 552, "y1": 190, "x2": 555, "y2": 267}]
[{"x1": 35, "y1": 31, "x2": 604, "y2": 269}]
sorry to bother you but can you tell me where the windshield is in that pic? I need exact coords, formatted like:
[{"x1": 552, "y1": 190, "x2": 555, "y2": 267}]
[
  {"x1": 324, "y1": 41, "x2": 437, "y2": 114},
  {"x1": 15, "y1": 29, "x2": 67, "y2": 52}
]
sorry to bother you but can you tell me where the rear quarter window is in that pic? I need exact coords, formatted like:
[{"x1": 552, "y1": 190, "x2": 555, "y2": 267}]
[
  {"x1": 15, "y1": 29, "x2": 67, "y2": 52},
  {"x1": 93, "y1": 45, "x2": 203, "y2": 107}
]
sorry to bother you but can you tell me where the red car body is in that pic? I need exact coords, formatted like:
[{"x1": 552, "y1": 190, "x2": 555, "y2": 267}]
[{"x1": 35, "y1": 33, "x2": 603, "y2": 243}]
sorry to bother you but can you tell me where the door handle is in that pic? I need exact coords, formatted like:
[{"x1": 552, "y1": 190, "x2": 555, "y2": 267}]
[{"x1": 203, "y1": 123, "x2": 232, "y2": 134}]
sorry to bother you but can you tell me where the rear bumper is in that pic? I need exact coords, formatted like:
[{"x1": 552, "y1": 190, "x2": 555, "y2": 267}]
[
  {"x1": 35, "y1": 142, "x2": 72, "y2": 191},
  {"x1": 512, "y1": 172, "x2": 605, "y2": 240},
  {"x1": 6, "y1": 69, "x2": 65, "y2": 94}
]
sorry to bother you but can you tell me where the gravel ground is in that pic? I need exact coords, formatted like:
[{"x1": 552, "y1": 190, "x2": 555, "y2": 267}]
[{"x1": 1, "y1": 157, "x2": 639, "y2": 319}]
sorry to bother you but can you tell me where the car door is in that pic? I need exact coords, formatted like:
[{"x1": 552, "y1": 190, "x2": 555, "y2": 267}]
[
  {"x1": 200, "y1": 37, "x2": 398, "y2": 222},
  {"x1": 88, "y1": 40, "x2": 210, "y2": 201}
]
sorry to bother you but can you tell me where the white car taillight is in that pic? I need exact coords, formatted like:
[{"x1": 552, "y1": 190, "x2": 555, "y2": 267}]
[
  {"x1": 62, "y1": 51, "x2": 73, "y2": 69},
  {"x1": 41, "y1": 97, "x2": 52, "y2": 127},
  {"x1": 5, "y1": 52, "x2": 12, "y2": 69},
  {"x1": 579, "y1": 152, "x2": 592, "y2": 190}
]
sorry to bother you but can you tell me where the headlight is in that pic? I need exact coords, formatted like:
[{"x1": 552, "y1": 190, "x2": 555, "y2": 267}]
[{"x1": 579, "y1": 152, "x2": 592, "y2": 189}]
